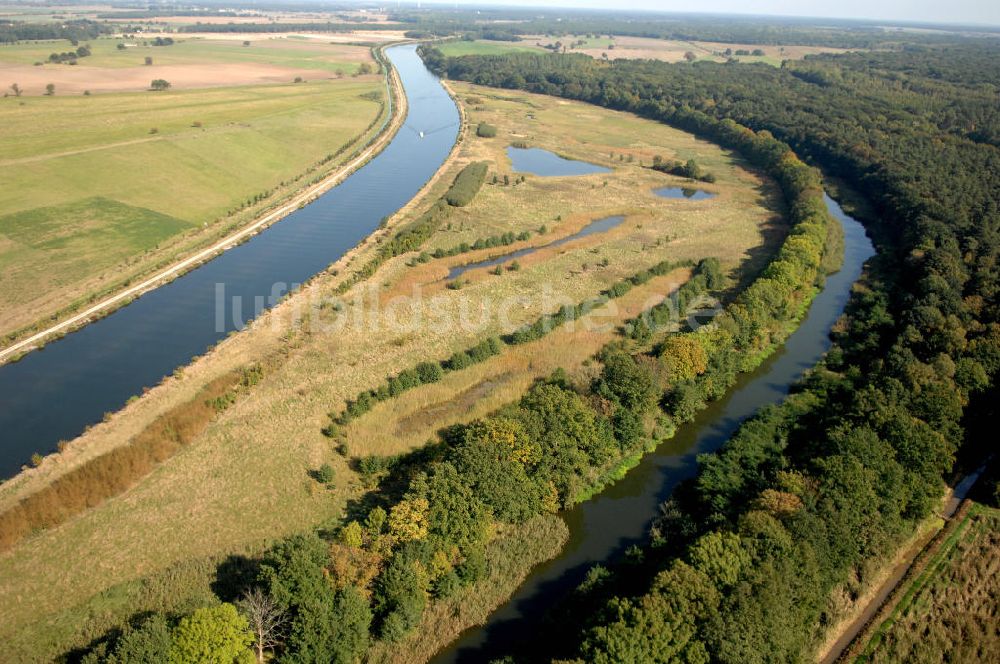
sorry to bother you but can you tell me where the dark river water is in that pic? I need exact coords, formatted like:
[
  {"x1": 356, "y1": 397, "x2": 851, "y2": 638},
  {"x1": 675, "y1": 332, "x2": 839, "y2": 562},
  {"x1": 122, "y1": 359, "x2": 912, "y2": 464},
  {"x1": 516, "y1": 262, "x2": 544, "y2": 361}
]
[
  {"x1": 432, "y1": 194, "x2": 875, "y2": 663},
  {"x1": 0, "y1": 44, "x2": 460, "y2": 477}
]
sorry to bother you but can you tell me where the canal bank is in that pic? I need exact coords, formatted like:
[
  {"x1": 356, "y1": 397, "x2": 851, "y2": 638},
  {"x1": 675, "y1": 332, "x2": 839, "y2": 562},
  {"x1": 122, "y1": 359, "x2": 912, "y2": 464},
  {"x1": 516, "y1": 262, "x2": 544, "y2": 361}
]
[{"x1": 0, "y1": 43, "x2": 461, "y2": 478}]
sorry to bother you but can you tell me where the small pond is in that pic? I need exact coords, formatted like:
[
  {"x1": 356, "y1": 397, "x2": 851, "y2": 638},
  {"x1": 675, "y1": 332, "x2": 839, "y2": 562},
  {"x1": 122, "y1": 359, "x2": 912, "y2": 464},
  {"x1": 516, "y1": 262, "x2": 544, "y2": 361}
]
[
  {"x1": 506, "y1": 146, "x2": 611, "y2": 177},
  {"x1": 653, "y1": 186, "x2": 716, "y2": 200},
  {"x1": 447, "y1": 215, "x2": 625, "y2": 280}
]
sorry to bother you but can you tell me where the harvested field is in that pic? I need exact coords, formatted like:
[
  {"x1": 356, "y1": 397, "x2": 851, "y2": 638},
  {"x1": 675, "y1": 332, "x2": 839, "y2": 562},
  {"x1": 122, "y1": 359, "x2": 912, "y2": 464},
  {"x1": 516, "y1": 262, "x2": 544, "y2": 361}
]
[
  {"x1": 0, "y1": 61, "x2": 345, "y2": 95},
  {"x1": 516, "y1": 34, "x2": 854, "y2": 65}
]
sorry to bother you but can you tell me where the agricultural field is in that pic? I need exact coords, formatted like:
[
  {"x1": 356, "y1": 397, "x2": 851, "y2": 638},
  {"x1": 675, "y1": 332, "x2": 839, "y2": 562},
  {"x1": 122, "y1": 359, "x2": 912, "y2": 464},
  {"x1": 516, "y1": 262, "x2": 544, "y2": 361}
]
[
  {"x1": 436, "y1": 39, "x2": 545, "y2": 57},
  {"x1": 0, "y1": 37, "x2": 373, "y2": 92},
  {"x1": 0, "y1": 38, "x2": 383, "y2": 340},
  {"x1": 859, "y1": 503, "x2": 1000, "y2": 663},
  {"x1": 0, "y1": 80, "x2": 782, "y2": 661},
  {"x1": 0, "y1": 2, "x2": 102, "y2": 23},
  {"x1": 0, "y1": 3, "x2": 400, "y2": 26},
  {"x1": 521, "y1": 34, "x2": 853, "y2": 64}
]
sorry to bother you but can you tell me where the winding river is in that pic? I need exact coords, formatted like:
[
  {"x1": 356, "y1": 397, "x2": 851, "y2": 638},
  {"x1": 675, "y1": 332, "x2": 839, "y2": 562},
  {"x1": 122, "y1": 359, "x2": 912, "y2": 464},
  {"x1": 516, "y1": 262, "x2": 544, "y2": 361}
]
[
  {"x1": 0, "y1": 44, "x2": 460, "y2": 478},
  {"x1": 433, "y1": 194, "x2": 875, "y2": 663}
]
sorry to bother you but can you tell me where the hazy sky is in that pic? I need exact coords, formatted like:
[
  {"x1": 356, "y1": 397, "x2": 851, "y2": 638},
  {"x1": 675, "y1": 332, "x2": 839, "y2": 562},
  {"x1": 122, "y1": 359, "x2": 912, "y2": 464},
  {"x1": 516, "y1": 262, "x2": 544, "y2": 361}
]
[{"x1": 421, "y1": 1, "x2": 1000, "y2": 27}]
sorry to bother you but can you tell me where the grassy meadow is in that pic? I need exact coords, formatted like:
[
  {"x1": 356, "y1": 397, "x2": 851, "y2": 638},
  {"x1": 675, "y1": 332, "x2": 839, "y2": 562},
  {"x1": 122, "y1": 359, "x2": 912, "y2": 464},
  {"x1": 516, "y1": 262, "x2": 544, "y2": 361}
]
[
  {"x1": 0, "y1": 82, "x2": 781, "y2": 661},
  {"x1": 436, "y1": 39, "x2": 545, "y2": 57},
  {"x1": 0, "y1": 35, "x2": 371, "y2": 72},
  {"x1": 0, "y1": 74, "x2": 383, "y2": 338}
]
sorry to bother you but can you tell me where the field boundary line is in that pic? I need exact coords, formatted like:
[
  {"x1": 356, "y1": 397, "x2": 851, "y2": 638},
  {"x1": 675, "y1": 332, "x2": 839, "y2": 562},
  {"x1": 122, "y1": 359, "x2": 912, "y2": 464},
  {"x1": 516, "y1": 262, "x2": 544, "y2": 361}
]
[{"x1": 0, "y1": 135, "x2": 164, "y2": 167}]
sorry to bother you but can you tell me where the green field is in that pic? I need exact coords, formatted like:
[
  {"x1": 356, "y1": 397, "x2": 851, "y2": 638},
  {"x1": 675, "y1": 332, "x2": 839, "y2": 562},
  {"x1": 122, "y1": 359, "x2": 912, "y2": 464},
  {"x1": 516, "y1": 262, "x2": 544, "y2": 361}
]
[
  {"x1": 0, "y1": 78, "x2": 382, "y2": 337},
  {"x1": 0, "y1": 198, "x2": 188, "y2": 291},
  {"x1": 0, "y1": 36, "x2": 370, "y2": 72},
  {"x1": 437, "y1": 39, "x2": 544, "y2": 57}
]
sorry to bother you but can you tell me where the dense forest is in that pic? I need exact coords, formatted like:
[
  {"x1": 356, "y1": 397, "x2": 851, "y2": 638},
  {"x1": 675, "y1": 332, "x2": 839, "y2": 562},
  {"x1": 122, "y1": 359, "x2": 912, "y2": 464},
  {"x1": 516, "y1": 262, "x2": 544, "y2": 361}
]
[
  {"x1": 176, "y1": 7, "x2": 1000, "y2": 48},
  {"x1": 424, "y1": 37, "x2": 1000, "y2": 662},
  {"x1": 394, "y1": 10, "x2": 999, "y2": 48}
]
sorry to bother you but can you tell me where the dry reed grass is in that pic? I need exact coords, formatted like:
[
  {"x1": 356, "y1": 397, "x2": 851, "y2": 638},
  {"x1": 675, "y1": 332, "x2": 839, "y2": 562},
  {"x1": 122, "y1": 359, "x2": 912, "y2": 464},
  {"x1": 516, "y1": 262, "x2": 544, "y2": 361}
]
[
  {"x1": 0, "y1": 371, "x2": 244, "y2": 553},
  {"x1": 866, "y1": 505, "x2": 1000, "y2": 663}
]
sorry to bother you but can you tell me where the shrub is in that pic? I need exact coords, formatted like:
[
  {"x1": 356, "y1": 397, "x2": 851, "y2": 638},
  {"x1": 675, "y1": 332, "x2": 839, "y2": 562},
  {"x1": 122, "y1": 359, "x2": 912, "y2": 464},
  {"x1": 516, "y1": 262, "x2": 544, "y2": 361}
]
[
  {"x1": 315, "y1": 463, "x2": 335, "y2": 484},
  {"x1": 467, "y1": 336, "x2": 504, "y2": 363},
  {"x1": 456, "y1": 547, "x2": 487, "y2": 585},
  {"x1": 433, "y1": 569, "x2": 462, "y2": 598},
  {"x1": 107, "y1": 614, "x2": 172, "y2": 662},
  {"x1": 476, "y1": 122, "x2": 497, "y2": 138},
  {"x1": 652, "y1": 156, "x2": 715, "y2": 183},
  {"x1": 445, "y1": 351, "x2": 473, "y2": 371},
  {"x1": 415, "y1": 361, "x2": 444, "y2": 384},
  {"x1": 169, "y1": 604, "x2": 253, "y2": 664},
  {"x1": 444, "y1": 162, "x2": 489, "y2": 207},
  {"x1": 387, "y1": 368, "x2": 421, "y2": 396}
]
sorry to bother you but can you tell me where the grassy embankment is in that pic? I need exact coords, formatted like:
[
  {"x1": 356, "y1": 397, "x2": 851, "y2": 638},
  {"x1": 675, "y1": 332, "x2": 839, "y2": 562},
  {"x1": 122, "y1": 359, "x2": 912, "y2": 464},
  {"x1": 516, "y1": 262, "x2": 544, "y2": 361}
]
[
  {"x1": 0, "y1": 39, "x2": 383, "y2": 343},
  {"x1": 0, "y1": 81, "x2": 780, "y2": 661}
]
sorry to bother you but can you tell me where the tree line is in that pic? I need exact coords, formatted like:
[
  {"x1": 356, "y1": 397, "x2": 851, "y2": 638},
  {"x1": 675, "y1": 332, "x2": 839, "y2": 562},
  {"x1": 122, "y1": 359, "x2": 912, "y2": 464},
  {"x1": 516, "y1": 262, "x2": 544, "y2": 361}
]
[
  {"x1": 0, "y1": 19, "x2": 110, "y2": 43},
  {"x1": 396, "y1": 10, "x2": 984, "y2": 49}
]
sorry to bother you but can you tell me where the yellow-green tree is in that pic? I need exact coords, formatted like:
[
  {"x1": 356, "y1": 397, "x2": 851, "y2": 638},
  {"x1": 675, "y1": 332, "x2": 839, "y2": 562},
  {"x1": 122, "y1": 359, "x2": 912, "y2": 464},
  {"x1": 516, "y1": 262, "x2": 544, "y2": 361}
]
[
  {"x1": 388, "y1": 497, "x2": 429, "y2": 543},
  {"x1": 169, "y1": 604, "x2": 254, "y2": 664},
  {"x1": 340, "y1": 521, "x2": 364, "y2": 549},
  {"x1": 660, "y1": 334, "x2": 708, "y2": 382},
  {"x1": 464, "y1": 416, "x2": 539, "y2": 465}
]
